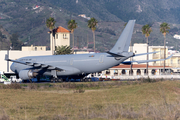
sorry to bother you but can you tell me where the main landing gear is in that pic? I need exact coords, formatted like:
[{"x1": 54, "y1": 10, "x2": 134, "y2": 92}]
[
  {"x1": 50, "y1": 77, "x2": 63, "y2": 83},
  {"x1": 80, "y1": 78, "x2": 92, "y2": 82},
  {"x1": 50, "y1": 70, "x2": 63, "y2": 83}
]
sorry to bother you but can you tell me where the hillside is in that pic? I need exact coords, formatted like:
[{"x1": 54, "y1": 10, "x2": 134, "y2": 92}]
[
  {"x1": 0, "y1": 0, "x2": 180, "y2": 51},
  {"x1": 50, "y1": 0, "x2": 180, "y2": 24}
]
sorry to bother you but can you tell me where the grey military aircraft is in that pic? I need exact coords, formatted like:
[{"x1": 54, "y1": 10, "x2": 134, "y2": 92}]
[{"x1": 5, "y1": 20, "x2": 172, "y2": 82}]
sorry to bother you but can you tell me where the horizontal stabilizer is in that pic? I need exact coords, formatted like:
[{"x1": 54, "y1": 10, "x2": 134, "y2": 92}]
[
  {"x1": 122, "y1": 54, "x2": 173, "y2": 65},
  {"x1": 134, "y1": 51, "x2": 159, "y2": 57},
  {"x1": 121, "y1": 61, "x2": 132, "y2": 65},
  {"x1": 107, "y1": 51, "x2": 125, "y2": 57}
]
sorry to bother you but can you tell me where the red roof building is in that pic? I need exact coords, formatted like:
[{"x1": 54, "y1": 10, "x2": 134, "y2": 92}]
[
  {"x1": 54, "y1": 26, "x2": 70, "y2": 33},
  {"x1": 100, "y1": 64, "x2": 173, "y2": 76}
]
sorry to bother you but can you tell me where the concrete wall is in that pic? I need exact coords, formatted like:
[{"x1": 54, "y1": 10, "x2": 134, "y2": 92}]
[{"x1": 22, "y1": 45, "x2": 46, "y2": 51}]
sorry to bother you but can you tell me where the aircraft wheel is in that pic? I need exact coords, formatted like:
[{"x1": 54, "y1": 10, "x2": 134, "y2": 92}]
[
  {"x1": 88, "y1": 78, "x2": 92, "y2": 82},
  {"x1": 58, "y1": 78, "x2": 63, "y2": 83},
  {"x1": 51, "y1": 78, "x2": 56, "y2": 83},
  {"x1": 85, "y1": 78, "x2": 89, "y2": 82},
  {"x1": 50, "y1": 77, "x2": 54, "y2": 83},
  {"x1": 80, "y1": 78, "x2": 84, "y2": 82},
  {"x1": 50, "y1": 79, "x2": 53, "y2": 83}
]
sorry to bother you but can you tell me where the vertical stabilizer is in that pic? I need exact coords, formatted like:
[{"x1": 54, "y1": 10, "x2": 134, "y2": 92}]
[{"x1": 109, "y1": 20, "x2": 136, "y2": 54}]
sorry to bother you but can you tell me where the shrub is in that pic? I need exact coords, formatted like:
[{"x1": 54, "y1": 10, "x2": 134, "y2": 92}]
[{"x1": 73, "y1": 88, "x2": 85, "y2": 93}]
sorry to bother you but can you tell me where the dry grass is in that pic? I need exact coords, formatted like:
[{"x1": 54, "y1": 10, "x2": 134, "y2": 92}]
[{"x1": 0, "y1": 80, "x2": 179, "y2": 119}]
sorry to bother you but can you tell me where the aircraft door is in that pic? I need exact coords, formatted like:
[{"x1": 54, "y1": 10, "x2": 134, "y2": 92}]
[{"x1": 99, "y1": 55, "x2": 104, "y2": 63}]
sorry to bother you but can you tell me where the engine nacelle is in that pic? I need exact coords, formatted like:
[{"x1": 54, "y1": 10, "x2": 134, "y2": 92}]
[{"x1": 19, "y1": 70, "x2": 38, "y2": 80}]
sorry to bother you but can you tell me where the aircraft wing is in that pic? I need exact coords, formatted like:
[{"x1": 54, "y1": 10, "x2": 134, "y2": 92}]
[
  {"x1": 134, "y1": 51, "x2": 159, "y2": 56},
  {"x1": 122, "y1": 54, "x2": 173, "y2": 65},
  {"x1": 5, "y1": 55, "x2": 63, "y2": 71}
]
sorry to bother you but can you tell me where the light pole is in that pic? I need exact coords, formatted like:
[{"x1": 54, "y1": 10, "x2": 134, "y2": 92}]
[
  {"x1": 7, "y1": 46, "x2": 12, "y2": 72},
  {"x1": 130, "y1": 41, "x2": 133, "y2": 76}
]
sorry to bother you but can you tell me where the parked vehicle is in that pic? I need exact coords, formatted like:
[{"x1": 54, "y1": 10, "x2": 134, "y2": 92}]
[
  {"x1": 0, "y1": 71, "x2": 22, "y2": 84},
  {"x1": 98, "y1": 74, "x2": 112, "y2": 81}
]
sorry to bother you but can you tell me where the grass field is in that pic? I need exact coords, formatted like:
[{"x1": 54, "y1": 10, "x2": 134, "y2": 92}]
[{"x1": 0, "y1": 79, "x2": 180, "y2": 120}]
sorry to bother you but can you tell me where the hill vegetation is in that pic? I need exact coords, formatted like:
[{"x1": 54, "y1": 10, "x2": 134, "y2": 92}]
[
  {"x1": 0, "y1": 0, "x2": 180, "y2": 51},
  {"x1": 50, "y1": 0, "x2": 180, "y2": 24}
]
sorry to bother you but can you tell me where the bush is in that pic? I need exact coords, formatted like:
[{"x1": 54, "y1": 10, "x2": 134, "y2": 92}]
[{"x1": 73, "y1": 88, "x2": 85, "y2": 93}]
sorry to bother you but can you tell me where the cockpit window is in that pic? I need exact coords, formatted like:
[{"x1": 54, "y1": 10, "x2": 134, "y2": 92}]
[{"x1": 89, "y1": 55, "x2": 94, "y2": 57}]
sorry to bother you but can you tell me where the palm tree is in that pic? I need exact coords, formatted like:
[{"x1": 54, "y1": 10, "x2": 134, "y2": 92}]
[
  {"x1": 88, "y1": 17, "x2": 98, "y2": 52},
  {"x1": 160, "y1": 22, "x2": 170, "y2": 74},
  {"x1": 68, "y1": 19, "x2": 77, "y2": 53},
  {"x1": 142, "y1": 24, "x2": 152, "y2": 75},
  {"x1": 55, "y1": 45, "x2": 72, "y2": 55},
  {"x1": 46, "y1": 17, "x2": 56, "y2": 55}
]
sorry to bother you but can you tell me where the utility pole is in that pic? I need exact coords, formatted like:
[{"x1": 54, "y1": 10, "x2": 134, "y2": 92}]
[
  {"x1": 7, "y1": 50, "x2": 9, "y2": 72},
  {"x1": 130, "y1": 41, "x2": 133, "y2": 75},
  {"x1": 87, "y1": 34, "x2": 89, "y2": 49},
  {"x1": 77, "y1": 36, "x2": 79, "y2": 49}
]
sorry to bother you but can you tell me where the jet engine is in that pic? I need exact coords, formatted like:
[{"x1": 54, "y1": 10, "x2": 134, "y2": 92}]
[{"x1": 19, "y1": 70, "x2": 38, "y2": 80}]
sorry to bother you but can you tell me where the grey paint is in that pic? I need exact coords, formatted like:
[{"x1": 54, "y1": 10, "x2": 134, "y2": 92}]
[{"x1": 6, "y1": 20, "x2": 172, "y2": 80}]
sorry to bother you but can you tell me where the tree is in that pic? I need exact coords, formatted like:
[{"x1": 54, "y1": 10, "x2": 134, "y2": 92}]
[
  {"x1": 88, "y1": 18, "x2": 98, "y2": 52},
  {"x1": 55, "y1": 45, "x2": 72, "y2": 55},
  {"x1": 0, "y1": 31, "x2": 7, "y2": 50},
  {"x1": 68, "y1": 19, "x2": 77, "y2": 53},
  {"x1": 142, "y1": 24, "x2": 152, "y2": 75},
  {"x1": 160, "y1": 22, "x2": 170, "y2": 74},
  {"x1": 46, "y1": 17, "x2": 56, "y2": 55},
  {"x1": 0, "y1": 31, "x2": 3, "y2": 50},
  {"x1": 10, "y1": 33, "x2": 21, "y2": 50}
]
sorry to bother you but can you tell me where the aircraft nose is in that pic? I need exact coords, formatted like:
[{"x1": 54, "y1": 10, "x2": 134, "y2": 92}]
[{"x1": 10, "y1": 63, "x2": 15, "y2": 72}]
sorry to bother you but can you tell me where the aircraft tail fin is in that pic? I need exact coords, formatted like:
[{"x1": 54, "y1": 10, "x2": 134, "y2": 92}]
[{"x1": 109, "y1": 20, "x2": 136, "y2": 55}]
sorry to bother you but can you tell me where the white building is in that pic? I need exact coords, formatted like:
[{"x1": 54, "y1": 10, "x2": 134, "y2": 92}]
[
  {"x1": 50, "y1": 26, "x2": 70, "y2": 54},
  {"x1": 173, "y1": 34, "x2": 180, "y2": 39},
  {"x1": 128, "y1": 43, "x2": 168, "y2": 66},
  {"x1": 78, "y1": 14, "x2": 90, "y2": 20}
]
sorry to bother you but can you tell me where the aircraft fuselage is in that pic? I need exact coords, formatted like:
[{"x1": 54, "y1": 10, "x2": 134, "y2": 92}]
[{"x1": 11, "y1": 53, "x2": 129, "y2": 77}]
